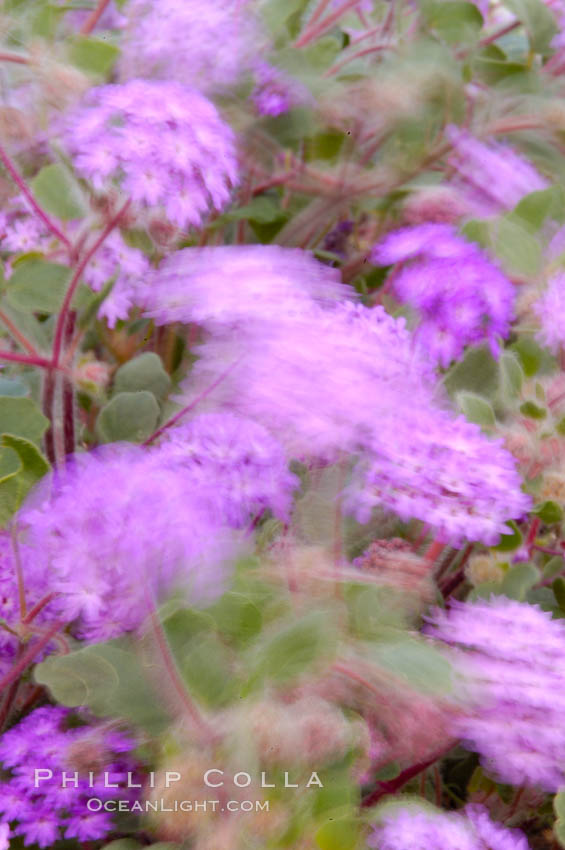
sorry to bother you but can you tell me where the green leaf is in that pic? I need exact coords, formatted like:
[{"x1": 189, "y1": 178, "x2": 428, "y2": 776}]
[
  {"x1": 6, "y1": 261, "x2": 70, "y2": 313},
  {"x1": 460, "y1": 219, "x2": 491, "y2": 250},
  {"x1": 0, "y1": 378, "x2": 28, "y2": 397},
  {"x1": 443, "y1": 345, "x2": 499, "y2": 398},
  {"x1": 520, "y1": 400, "x2": 547, "y2": 419},
  {"x1": 0, "y1": 397, "x2": 49, "y2": 444},
  {"x1": 180, "y1": 632, "x2": 237, "y2": 708},
  {"x1": 422, "y1": 1, "x2": 483, "y2": 44},
  {"x1": 504, "y1": 0, "x2": 558, "y2": 53},
  {"x1": 368, "y1": 636, "x2": 453, "y2": 696},
  {"x1": 534, "y1": 501, "x2": 564, "y2": 524},
  {"x1": 30, "y1": 164, "x2": 87, "y2": 221},
  {"x1": 35, "y1": 640, "x2": 171, "y2": 734},
  {"x1": 498, "y1": 351, "x2": 524, "y2": 398},
  {"x1": 555, "y1": 790, "x2": 565, "y2": 820},
  {"x1": 555, "y1": 818, "x2": 565, "y2": 849},
  {"x1": 206, "y1": 592, "x2": 263, "y2": 647},
  {"x1": 0, "y1": 435, "x2": 50, "y2": 525},
  {"x1": 511, "y1": 335, "x2": 549, "y2": 377},
  {"x1": 543, "y1": 556, "x2": 564, "y2": 579},
  {"x1": 69, "y1": 36, "x2": 120, "y2": 76},
  {"x1": 553, "y1": 577, "x2": 565, "y2": 612},
  {"x1": 96, "y1": 391, "x2": 159, "y2": 443},
  {"x1": 222, "y1": 196, "x2": 286, "y2": 224},
  {"x1": 501, "y1": 562, "x2": 540, "y2": 600},
  {"x1": 494, "y1": 216, "x2": 542, "y2": 277},
  {"x1": 315, "y1": 817, "x2": 361, "y2": 850},
  {"x1": 257, "y1": 611, "x2": 336, "y2": 683},
  {"x1": 113, "y1": 353, "x2": 171, "y2": 402},
  {"x1": 457, "y1": 392, "x2": 495, "y2": 427},
  {"x1": 492, "y1": 520, "x2": 523, "y2": 552},
  {"x1": 512, "y1": 186, "x2": 565, "y2": 231}
]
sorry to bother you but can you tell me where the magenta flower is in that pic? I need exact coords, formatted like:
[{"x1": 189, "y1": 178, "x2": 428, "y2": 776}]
[
  {"x1": 61, "y1": 79, "x2": 238, "y2": 231},
  {"x1": 446, "y1": 126, "x2": 548, "y2": 217},
  {"x1": 0, "y1": 707, "x2": 139, "y2": 847},
  {"x1": 189, "y1": 300, "x2": 528, "y2": 545},
  {"x1": 371, "y1": 224, "x2": 515, "y2": 367},
  {"x1": 82, "y1": 230, "x2": 150, "y2": 327},
  {"x1": 157, "y1": 413, "x2": 299, "y2": 526},
  {"x1": 18, "y1": 444, "x2": 237, "y2": 642},
  {"x1": 369, "y1": 803, "x2": 530, "y2": 850},
  {"x1": 427, "y1": 597, "x2": 565, "y2": 790},
  {"x1": 533, "y1": 273, "x2": 565, "y2": 352},
  {"x1": 143, "y1": 244, "x2": 351, "y2": 328},
  {"x1": 119, "y1": 0, "x2": 261, "y2": 93}
]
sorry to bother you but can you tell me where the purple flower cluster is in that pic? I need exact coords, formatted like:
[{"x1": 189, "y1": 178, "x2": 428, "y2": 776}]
[
  {"x1": 61, "y1": 79, "x2": 238, "y2": 231},
  {"x1": 119, "y1": 0, "x2": 261, "y2": 94},
  {"x1": 19, "y1": 445, "x2": 237, "y2": 642},
  {"x1": 371, "y1": 224, "x2": 515, "y2": 367},
  {"x1": 251, "y1": 62, "x2": 308, "y2": 117},
  {"x1": 157, "y1": 413, "x2": 299, "y2": 527},
  {"x1": 188, "y1": 293, "x2": 529, "y2": 545},
  {"x1": 427, "y1": 597, "x2": 565, "y2": 790},
  {"x1": 0, "y1": 706, "x2": 139, "y2": 846},
  {"x1": 0, "y1": 195, "x2": 53, "y2": 256},
  {"x1": 533, "y1": 273, "x2": 565, "y2": 352},
  {"x1": 143, "y1": 244, "x2": 351, "y2": 328},
  {"x1": 369, "y1": 803, "x2": 530, "y2": 850},
  {"x1": 82, "y1": 230, "x2": 150, "y2": 328},
  {"x1": 446, "y1": 126, "x2": 548, "y2": 217},
  {"x1": 347, "y1": 404, "x2": 531, "y2": 546}
]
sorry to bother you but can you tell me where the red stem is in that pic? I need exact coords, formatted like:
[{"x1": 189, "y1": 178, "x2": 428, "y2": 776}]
[
  {"x1": 0, "y1": 349, "x2": 53, "y2": 369},
  {"x1": 0, "y1": 52, "x2": 29, "y2": 65},
  {"x1": 0, "y1": 619, "x2": 66, "y2": 692},
  {"x1": 142, "y1": 360, "x2": 240, "y2": 446},
  {"x1": 361, "y1": 750, "x2": 451, "y2": 807},
  {"x1": 0, "y1": 310, "x2": 39, "y2": 356},
  {"x1": 80, "y1": 0, "x2": 112, "y2": 34},
  {"x1": 52, "y1": 199, "x2": 131, "y2": 368},
  {"x1": 295, "y1": 0, "x2": 365, "y2": 47},
  {"x1": 62, "y1": 311, "x2": 76, "y2": 458},
  {"x1": 22, "y1": 592, "x2": 58, "y2": 625},
  {"x1": 0, "y1": 142, "x2": 72, "y2": 250}
]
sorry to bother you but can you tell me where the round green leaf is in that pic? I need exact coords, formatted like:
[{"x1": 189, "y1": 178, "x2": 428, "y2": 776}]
[
  {"x1": 96, "y1": 391, "x2": 160, "y2": 443},
  {"x1": 113, "y1": 352, "x2": 172, "y2": 401}
]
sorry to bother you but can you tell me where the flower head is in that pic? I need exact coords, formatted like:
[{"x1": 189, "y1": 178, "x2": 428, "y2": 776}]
[
  {"x1": 61, "y1": 79, "x2": 238, "y2": 231},
  {"x1": 369, "y1": 804, "x2": 530, "y2": 850},
  {"x1": 0, "y1": 707, "x2": 139, "y2": 847},
  {"x1": 119, "y1": 0, "x2": 262, "y2": 93},
  {"x1": 533, "y1": 273, "x2": 565, "y2": 352},
  {"x1": 371, "y1": 224, "x2": 515, "y2": 367},
  {"x1": 157, "y1": 413, "x2": 299, "y2": 527},
  {"x1": 143, "y1": 244, "x2": 351, "y2": 328},
  {"x1": 19, "y1": 444, "x2": 237, "y2": 642},
  {"x1": 446, "y1": 126, "x2": 548, "y2": 217},
  {"x1": 427, "y1": 597, "x2": 565, "y2": 790}
]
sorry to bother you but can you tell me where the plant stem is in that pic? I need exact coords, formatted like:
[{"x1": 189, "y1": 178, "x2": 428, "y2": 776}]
[
  {"x1": 0, "y1": 310, "x2": 39, "y2": 356},
  {"x1": 42, "y1": 370, "x2": 57, "y2": 465},
  {"x1": 80, "y1": 0, "x2": 112, "y2": 34},
  {"x1": 361, "y1": 749, "x2": 452, "y2": 807},
  {"x1": 10, "y1": 528, "x2": 26, "y2": 621},
  {"x1": 295, "y1": 0, "x2": 365, "y2": 47},
  {"x1": 0, "y1": 619, "x2": 66, "y2": 692},
  {"x1": 0, "y1": 350, "x2": 53, "y2": 369},
  {"x1": 479, "y1": 19, "x2": 521, "y2": 48},
  {"x1": 52, "y1": 199, "x2": 131, "y2": 368},
  {"x1": 144, "y1": 590, "x2": 215, "y2": 741},
  {"x1": 62, "y1": 311, "x2": 76, "y2": 458},
  {"x1": 0, "y1": 52, "x2": 30, "y2": 65},
  {"x1": 22, "y1": 592, "x2": 58, "y2": 625},
  {"x1": 143, "y1": 359, "x2": 240, "y2": 446},
  {"x1": 0, "y1": 142, "x2": 72, "y2": 250},
  {"x1": 325, "y1": 43, "x2": 392, "y2": 77}
]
